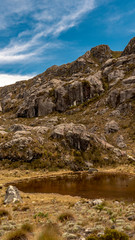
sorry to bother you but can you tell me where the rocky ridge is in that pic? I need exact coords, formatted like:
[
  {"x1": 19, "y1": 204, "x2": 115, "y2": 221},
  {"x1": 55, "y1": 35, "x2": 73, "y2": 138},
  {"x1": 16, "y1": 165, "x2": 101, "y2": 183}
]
[{"x1": 0, "y1": 38, "x2": 135, "y2": 169}]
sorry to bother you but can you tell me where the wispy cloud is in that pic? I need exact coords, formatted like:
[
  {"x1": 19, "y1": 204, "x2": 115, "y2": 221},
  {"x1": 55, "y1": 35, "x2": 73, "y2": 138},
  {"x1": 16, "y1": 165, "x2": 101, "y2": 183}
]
[
  {"x1": 0, "y1": 73, "x2": 34, "y2": 87},
  {"x1": 0, "y1": 0, "x2": 96, "y2": 64}
]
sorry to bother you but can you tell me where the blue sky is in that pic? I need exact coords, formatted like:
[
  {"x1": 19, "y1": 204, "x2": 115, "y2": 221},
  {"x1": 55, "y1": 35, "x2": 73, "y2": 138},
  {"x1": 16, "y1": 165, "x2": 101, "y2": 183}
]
[{"x1": 0, "y1": 0, "x2": 135, "y2": 86}]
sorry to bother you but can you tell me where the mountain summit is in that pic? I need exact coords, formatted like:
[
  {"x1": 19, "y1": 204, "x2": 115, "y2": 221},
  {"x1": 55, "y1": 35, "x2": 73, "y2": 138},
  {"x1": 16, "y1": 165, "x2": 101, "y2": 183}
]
[{"x1": 0, "y1": 37, "x2": 134, "y2": 170}]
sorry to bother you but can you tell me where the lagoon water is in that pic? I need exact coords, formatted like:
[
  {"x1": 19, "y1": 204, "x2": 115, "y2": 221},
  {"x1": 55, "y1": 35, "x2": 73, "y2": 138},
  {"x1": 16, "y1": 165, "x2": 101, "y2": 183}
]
[{"x1": 13, "y1": 173, "x2": 135, "y2": 202}]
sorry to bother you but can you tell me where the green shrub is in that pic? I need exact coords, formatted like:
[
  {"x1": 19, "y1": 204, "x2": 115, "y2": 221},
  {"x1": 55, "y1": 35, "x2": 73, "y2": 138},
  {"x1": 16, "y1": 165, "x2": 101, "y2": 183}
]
[
  {"x1": 95, "y1": 203, "x2": 105, "y2": 211},
  {"x1": 34, "y1": 212, "x2": 48, "y2": 219}
]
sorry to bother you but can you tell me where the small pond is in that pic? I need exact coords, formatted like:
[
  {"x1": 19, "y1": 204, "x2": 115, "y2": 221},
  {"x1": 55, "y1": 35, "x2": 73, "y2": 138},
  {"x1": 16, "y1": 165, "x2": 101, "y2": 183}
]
[{"x1": 12, "y1": 172, "x2": 135, "y2": 202}]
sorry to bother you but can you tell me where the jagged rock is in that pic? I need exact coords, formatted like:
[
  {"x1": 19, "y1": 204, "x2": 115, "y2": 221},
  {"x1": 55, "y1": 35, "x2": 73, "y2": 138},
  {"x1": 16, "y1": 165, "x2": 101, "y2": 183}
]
[
  {"x1": 90, "y1": 45, "x2": 112, "y2": 63},
  {"x1": 9, "y1": 124, "x2": 27, "y2": 132},
  {"x1": 36, "y1": 97, "x2": 55, "y2": 116},
  {"x1": 16, "y1": 71, "x2": 103, "y2": 117},
  {"x1": 90, "y1": 199, "x2": 104, "y2": 206},
  {"x1": 121, "y1": 37, "x2": 135, "y2": 56},
  {"x1": 3, "y1": 136, "x2": 33, "y2": 148},
  {"x1": 127, "y1": 155, "x2": 135, "y2": 162},
  {"x1": 105, "y1": 120, "x2": 119, "y2": 134},
  {"x1": 4, "y1": 185, "x2": 22, "y2": 204},
  {"x1": 116, "y1": 135, "x2": 127, "y2": 148},
  {"x1": 107, "y1": 88, "x2": 135, "y2": 108},
  {"x1": 108, "y1": 69, "x2": 125, "y2": 82},
  {"x1": 102, "y1": 58, "x2": 116, "y2": 68},
  {"x1": 51, "y1": 123, "x2": 90, "y2": 151},
  {"x1": 0, "y1": 135, "x2": 42, "y2": 161},
  {"x1": 110, "y1": 110, "x2": 120, "y2": 117},
  {"x1": 88, "y1": 168, "x2": 98, "y2": 173},
  {"x1": 113, "y1": 148, "x2": 126, "y2": 157},
  {"x1": 33, "y1": 126, "x2": 49, "y2": 134},
  {"x1": 123, "y1": 76, "x2": 135, "y2": 84},
  {"x1": 0, "y1": 131, "x2": 8, "y2": 136}
]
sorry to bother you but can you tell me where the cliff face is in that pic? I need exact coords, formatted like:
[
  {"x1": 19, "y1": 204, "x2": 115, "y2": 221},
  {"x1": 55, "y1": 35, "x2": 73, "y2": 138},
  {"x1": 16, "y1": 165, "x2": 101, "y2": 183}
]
[{"x1": 0, "y1": 38, "x2": 134, "y2": 170}]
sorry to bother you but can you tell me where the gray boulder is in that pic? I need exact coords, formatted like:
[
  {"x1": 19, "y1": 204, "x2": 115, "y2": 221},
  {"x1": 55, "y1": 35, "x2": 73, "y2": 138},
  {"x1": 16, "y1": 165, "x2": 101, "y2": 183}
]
[
  {"x1": 116, "y1": 135, "x2": 127, "y2": 148},
  {"x1": 9, "y1": 124, "x2": 27, "y2": 132},
  {"x1": 4, "y1": 185, "x2": 22, "y2": 204},
  {"x1": 51, "y1": 123, "x2": 90, "y2": 151},
  {"x1": 107, "y1": 88, "x2": 135, "y2": 108},
  {"x1": 123, "y1": 76, "x2": 135, "y2": 85},
  {"x1": 105, "y1": 120, "x2": 119, "y2": 134},
  {"x1": 88, "y1": 168, "x2": 98, "y2": 174}
]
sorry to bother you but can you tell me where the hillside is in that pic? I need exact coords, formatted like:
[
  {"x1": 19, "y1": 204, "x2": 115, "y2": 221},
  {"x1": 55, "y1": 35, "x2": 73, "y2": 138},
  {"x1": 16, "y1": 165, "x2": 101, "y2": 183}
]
[{"x1": 0, "y1": 37, "x2": 135, "y2": 170}]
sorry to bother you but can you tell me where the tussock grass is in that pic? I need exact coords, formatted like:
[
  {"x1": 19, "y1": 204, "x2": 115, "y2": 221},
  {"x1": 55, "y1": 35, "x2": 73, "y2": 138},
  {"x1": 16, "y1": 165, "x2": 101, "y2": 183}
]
[
  {"x1": 5, "y1": 229, "x2": 28, "y2": 240},
  {"x1": 21, "y1": 222, "x2": 33, "y2": 233},
  {"x1": 38, "y1": 224, "x2": 62, "y2": 240},
  {"x1": 0, "y1": 209, "x2": 10, "y2": 217},
  {"x1": 86, "y1": 229, "x2": 129, "y2": 240},
  {"x1": 58, "y1": 212, "x2": 74, "y2": 222}
]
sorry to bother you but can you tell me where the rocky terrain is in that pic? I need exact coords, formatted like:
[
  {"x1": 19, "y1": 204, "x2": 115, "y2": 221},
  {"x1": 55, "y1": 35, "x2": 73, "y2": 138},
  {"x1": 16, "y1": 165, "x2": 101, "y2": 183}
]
[
  {"x1": 0, "y1": 37, "x2": 135, "y2": 239},
  {"x1": 0, "y1": 37, "x2": 134, "y2": 171}
]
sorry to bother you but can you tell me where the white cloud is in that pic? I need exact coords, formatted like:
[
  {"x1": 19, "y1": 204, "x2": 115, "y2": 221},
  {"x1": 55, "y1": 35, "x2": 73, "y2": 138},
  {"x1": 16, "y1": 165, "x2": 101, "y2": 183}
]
[
  {"x1": 0, "y1": 74, "x2": 34, "y2": 87},
  {"x1": 0, "y1": 0, "x2": 96, "y2": 64}
]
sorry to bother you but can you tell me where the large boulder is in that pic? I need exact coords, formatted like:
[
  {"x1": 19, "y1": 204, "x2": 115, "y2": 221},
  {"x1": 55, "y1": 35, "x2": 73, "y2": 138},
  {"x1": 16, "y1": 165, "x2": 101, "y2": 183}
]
[
  {"x1": 4, "y1": 185, "x2": 22, "y2": 204},
  {"x1": 116, "y1": 135, "x2": 127, "y2": 148},
  {"x1": 105, "y1": 120, "x2": 119, "y2": 134},
  {"x1": 107, "y1": 88, "x2": 135, "y2": 108},
  {"x1": 51, "y1": 123, "x2": 90, "y2": 151},
  {"x1": 0, "y1": 135, "x2": 42, "y2": 161},
  {"x1": 9, "y1": 124, "x2": 28, "y2": 132}
]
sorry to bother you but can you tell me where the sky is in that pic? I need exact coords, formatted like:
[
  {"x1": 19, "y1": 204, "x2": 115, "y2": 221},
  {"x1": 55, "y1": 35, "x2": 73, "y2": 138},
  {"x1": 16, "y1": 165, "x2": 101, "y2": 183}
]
[{"x1": 0, "y1": 0, "x2": 135, "y2": 87}]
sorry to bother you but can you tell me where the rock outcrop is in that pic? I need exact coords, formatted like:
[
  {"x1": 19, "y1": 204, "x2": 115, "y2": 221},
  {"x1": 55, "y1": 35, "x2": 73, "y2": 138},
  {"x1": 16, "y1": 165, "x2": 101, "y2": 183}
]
[
  {"x1": 105, "y1": 120, "x2": 119, "y2": 134},
  {"x1": 121, "y1": 37, "x2": 135, "y2": 56},
  {"x1": 4, "y1": 185, "x2": 22, "y2": 204},
  {"x1": 0, "y1": 37, "x2": 135, "y2": 168},
  {"x1": 51, "y1": 123, "x2": 90, "y2": 151}
]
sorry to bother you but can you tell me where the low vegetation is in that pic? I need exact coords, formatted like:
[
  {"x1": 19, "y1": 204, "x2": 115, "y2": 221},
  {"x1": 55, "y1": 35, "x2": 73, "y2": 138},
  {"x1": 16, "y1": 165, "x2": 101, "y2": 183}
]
[
  {"x1": 37, "y1": 224, "x2": 62, "y2": 240},
  {"x1": 58, "y1": 212, "x2": 74, "y2": 222},
  {"x1": 5, "y1": 229, "x2": 28, "y2": 240},
  {"x1": 21, "y1": 222, "x2": 34, "y2": 233},
  {"x1": 87, "y1": 229, "x2": 129, "y2": 240},
  {"x1": 0, "y1": 209, "x2": 9, "y2": 217}
]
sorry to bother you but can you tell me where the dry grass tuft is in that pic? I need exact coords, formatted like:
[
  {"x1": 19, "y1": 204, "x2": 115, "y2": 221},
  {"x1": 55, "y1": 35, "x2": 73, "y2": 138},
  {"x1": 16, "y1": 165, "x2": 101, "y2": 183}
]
[
  {"x1": 5, "y1": 229, "x2": 28, "y2": 240},
  {"x1": 21, "y1": 222, "x2": 33, "y2": 233},
  {"x1": 58, "y1": 212, "x2": 74, "y2": 222},
  {"x1": 37, "y1": 223, "x2": 62, "y2": 240}
]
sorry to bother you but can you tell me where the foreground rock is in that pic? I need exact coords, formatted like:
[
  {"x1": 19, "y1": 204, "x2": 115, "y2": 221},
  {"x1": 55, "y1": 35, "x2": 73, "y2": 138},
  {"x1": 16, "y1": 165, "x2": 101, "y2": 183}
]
[{"x1": 4, "y1": 185, "x2": 22, "y2": 204}]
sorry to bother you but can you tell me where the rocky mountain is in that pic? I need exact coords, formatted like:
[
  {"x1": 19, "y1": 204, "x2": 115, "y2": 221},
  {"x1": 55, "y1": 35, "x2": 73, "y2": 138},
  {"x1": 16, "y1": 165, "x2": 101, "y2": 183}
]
[{"x1": 0, "y1": 37, "x2": 134, "y2": 170}]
